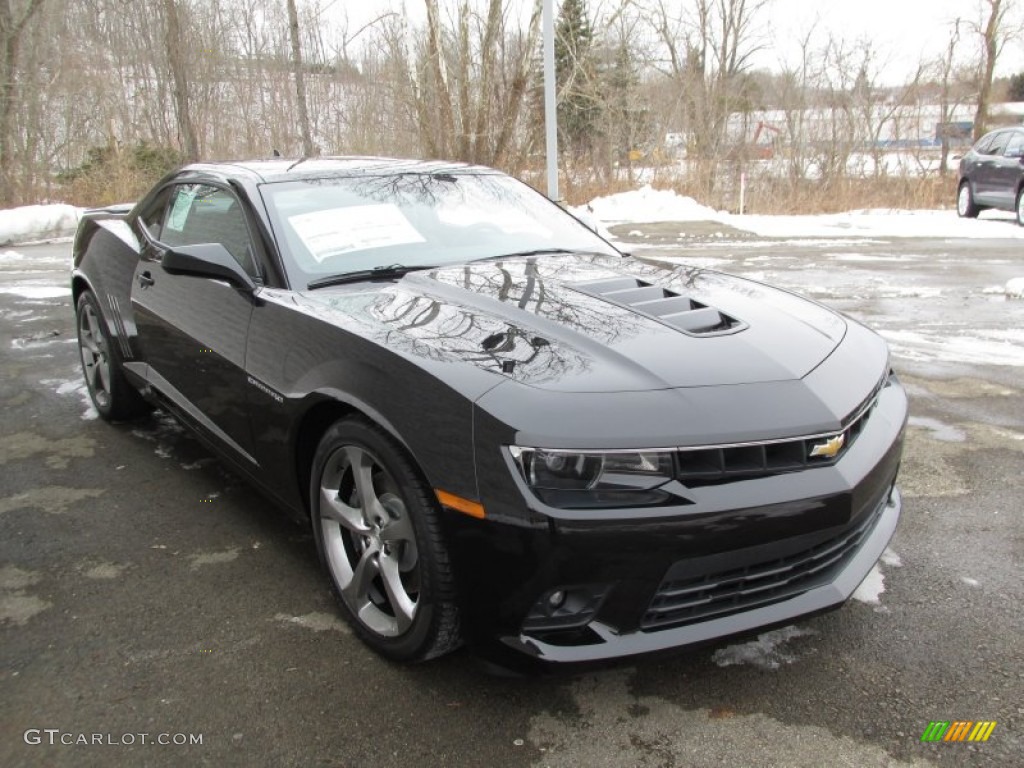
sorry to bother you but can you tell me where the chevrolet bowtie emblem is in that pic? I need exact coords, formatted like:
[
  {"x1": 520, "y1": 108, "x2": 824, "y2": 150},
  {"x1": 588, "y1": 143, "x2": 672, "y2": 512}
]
[{"x1": 809, "y1": 434, "x2": 846, "y2": 459}]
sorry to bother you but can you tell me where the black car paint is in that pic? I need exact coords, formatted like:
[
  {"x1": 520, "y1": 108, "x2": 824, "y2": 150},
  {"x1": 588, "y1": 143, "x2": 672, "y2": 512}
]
[{"x1": 72, "y1": 159, "x2": 907, "y2": 666}]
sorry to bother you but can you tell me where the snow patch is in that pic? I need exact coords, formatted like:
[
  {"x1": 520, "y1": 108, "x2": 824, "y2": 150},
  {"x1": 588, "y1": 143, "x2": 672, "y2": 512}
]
[
  {"x1": 41, "y1": 376, "x2": 98, "y2": 420},
  {"x1": 274, "y1": 611, "x2": 350, "y2": 634},
  {"x1": 0, "y1": 204, "x2": 82, "y2": 246},
  {"x1": 960, "y1": 576, "x2": 980, "y2": 587},
  {"x1": 1007, "y1": 277, "x2": 1024, "y2": 299},
  {"x1": 830, "y1": 253, "x2": 925, "y2": 263},
  {"x1": 880, "y1": 329, "x2": 1024, "y2": 367},
  {"x1": 0, "y1": 285, "x2": 71, "y2": 299},
  {"x1": 852, "y1": 563, "x2": 886, "y2": 605},
  {"x1": 880, "y1": 548, "x2": 902, "y2": 568},
  {"x1": 908, "y1": 416, "x2": 966, "y2": 442},
  {"x1": 181, "y1": 458, "x2": 215, "y2": 471},
  {"x1": 187, "y1": 548, "x2": 239, "y2": 570},
  {"x1": 712, "y1": 626, "x2": 816, "y2": 670}
]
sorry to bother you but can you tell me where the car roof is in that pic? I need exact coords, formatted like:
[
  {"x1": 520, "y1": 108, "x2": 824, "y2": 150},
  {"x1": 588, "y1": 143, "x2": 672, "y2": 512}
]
[{"x1": 182, "y1": 156, "x2": 499, "y2": 184}]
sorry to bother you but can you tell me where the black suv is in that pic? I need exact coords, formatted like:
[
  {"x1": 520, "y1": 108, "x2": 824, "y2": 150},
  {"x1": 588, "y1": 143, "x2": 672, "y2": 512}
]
[{"x1": 957, "y1": 126, "x2": 1024, "y2": 225}]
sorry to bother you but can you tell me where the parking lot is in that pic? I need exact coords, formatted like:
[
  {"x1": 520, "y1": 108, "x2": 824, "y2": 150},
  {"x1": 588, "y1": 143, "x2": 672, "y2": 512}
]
[{"x1": 1, "y1": 228, "x2": 1022, "y2": 767}]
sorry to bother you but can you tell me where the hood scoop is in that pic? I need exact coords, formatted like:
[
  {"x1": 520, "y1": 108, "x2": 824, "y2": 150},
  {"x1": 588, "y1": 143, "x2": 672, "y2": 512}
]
[{"x1": 570, "y1": 276, "x2": 747, "y2": 337}]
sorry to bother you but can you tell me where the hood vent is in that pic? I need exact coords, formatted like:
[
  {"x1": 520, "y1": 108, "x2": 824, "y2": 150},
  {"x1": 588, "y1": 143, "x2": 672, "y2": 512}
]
[{"x1": 570, "y1": 276, "x2": 746, "y2": 336}]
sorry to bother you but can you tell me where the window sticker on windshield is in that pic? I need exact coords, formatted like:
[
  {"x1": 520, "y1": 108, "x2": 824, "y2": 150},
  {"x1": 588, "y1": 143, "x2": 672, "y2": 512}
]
[
  {"x1": 288, "y1": 204, "x2": 426, "y2": 263},
  {"x1": 166, "y1": 188, "x2": 196, "y2": 232}
]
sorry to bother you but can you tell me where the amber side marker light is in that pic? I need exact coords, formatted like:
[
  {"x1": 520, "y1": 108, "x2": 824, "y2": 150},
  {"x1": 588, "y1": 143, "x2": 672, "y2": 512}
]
[{"x1": 435, "y1": 489, "x2": 486, "y2": 519}]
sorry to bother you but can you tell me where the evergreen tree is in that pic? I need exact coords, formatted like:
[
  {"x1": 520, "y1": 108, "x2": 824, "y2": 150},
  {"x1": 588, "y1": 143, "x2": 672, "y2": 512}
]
[
  {"x1": 554, "y1": 0, "x2": 601, "y2": 158},
  {"x1": 1009, "y1": 72, "x2": 1024, "y2": 102}
]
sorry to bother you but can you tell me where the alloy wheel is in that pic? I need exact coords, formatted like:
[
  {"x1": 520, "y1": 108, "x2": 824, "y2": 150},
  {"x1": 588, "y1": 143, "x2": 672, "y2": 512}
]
[
  {"x1": 957, "y1": 185, "x2": 970, "y2": 217},
  {"x1": 318, "y1": 444, "x2": 420, "y2": 637},
  {"x1": 78, "y1": 302, "x2": 112, "y2": 410}
]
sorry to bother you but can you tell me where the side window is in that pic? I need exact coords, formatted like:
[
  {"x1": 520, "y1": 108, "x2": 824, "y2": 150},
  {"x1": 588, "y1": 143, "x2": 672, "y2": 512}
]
[
  {"x1": 986, "y1": 131, "x2": 1010, "y2": 156},
  {"x1": 1004, "y1": 132, "x2": 1024, "y2": 158},
  {"x1": 139, "y1": 188, "x2": 171, "y2": 239},
  {"x1": 159, "y1": 184, "x2": 259, "y2": 277},
  {"x1": 974, "y1": 133, "x2": 997, "y2": 155}
]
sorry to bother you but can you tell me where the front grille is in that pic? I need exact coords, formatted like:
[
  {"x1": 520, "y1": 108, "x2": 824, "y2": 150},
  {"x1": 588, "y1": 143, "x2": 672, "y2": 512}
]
[
  {"x1": 641, "y1": 496, "x2": 887, "y2": 631},
  {"x1": 675, "y1": 373, "x2": 891, "y2": 487}
]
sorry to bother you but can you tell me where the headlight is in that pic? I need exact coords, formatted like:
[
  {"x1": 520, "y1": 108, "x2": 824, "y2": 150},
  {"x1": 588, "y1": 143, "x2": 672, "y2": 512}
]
[{"x1": 509, "y1": 447, "x2": 676, "y2": 509}]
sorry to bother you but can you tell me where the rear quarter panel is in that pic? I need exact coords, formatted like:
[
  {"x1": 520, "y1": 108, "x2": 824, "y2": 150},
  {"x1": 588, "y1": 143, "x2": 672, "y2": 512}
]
[{"x1": 72, "y1": 212, "x2": 144, "y2": 360}]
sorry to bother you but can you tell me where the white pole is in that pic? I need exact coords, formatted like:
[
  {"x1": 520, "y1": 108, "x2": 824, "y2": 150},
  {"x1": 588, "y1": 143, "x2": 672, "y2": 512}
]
[{"x1": 543, "y1": 0, "x2": 559, "y2": 202}]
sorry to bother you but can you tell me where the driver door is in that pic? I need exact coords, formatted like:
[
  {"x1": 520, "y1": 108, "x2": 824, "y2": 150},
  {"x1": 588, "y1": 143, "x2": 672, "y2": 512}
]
[{"x1": 131, "y1": 182, "x2": 260, "y2": 465}]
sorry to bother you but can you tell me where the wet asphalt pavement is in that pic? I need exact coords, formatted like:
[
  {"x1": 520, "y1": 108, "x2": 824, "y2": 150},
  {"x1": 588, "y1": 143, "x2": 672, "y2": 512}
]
[{"x1": 1, "y1": 226, "x2": 1022, "y2": 768}]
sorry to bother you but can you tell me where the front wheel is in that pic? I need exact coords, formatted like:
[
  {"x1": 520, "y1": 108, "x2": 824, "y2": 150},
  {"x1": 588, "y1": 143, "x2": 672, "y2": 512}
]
[
  {"x1": 310, "y1": 417, "x2": 461, "y2": 661},
  {"x1": 1016, "y1": 188, "x2": 1024, "y2": 227},
  {"x1": 957, "y1": 181, "x2": 980, "y2": 218},
  {"x1": 76, "y1": 291, "x2": 151, "y2": 421}
]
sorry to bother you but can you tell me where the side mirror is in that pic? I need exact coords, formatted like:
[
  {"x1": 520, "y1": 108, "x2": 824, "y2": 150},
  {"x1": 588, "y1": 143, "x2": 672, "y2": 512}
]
[{"x1": 162, "y1": 243, "x2": 256, "y2": 293}]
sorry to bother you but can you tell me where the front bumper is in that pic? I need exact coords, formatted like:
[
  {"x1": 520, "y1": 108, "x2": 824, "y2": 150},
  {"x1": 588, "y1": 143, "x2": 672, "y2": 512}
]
[
  {"x1": 503, "y1": 487, "x2": 900, "y2": 663},
  {"x1": 448, "y1": 371, "x2": 907, "y2": 668}
]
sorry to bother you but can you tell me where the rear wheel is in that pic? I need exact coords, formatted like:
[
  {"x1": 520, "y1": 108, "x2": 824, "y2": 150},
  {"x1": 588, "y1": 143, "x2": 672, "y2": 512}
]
[
  {"x1": 957, "y1": 181, "x2": 980, "y2": 218},
  {"x1": 310, "y1": 417, "x2": 461, "y2": 661},
  {"x1": 76, "y1": 291, "x2": 150, "y2": 421},
  {"x1": 1016, "y1": 188, "x2": 1024, "y2": 227}
]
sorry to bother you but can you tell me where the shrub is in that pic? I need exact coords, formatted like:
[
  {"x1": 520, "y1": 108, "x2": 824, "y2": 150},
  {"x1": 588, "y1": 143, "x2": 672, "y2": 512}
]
[{"x1": 58, "y1": 143, "x2": 183, "y2": 206}]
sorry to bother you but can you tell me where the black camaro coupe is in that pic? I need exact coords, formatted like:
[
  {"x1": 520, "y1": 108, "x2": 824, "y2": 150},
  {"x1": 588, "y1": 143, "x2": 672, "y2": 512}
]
[{"x1": 72, "y1": 158, "x2": 907, "y2": 667}]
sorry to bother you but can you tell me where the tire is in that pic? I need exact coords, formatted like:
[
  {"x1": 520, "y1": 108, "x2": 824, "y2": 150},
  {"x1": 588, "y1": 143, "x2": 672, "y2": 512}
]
[
  {"x1": 956, "y1": 181, "x2": 980, "y2": 218},
  {"x1": 75, "y1": 290, "x2": 151, "y2": 421},
  {"x1": 309, "y1": 416, "x2": 461, "y2": 662},
  {"x1": 1016, "y1": 188, "x2": 1024, "y2": 227}
]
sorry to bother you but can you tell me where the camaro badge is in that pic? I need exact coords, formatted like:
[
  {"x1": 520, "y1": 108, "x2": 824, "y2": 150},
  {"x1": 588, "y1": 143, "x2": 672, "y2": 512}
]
[{"x1": 809, "y1": 434, "x2": 845, "y2": 459}]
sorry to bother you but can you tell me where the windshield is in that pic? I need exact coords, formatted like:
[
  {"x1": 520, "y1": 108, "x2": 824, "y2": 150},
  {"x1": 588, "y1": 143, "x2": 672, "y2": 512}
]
[{"x1": 259, "y1": 171, "x2": 618, "y2": 287}]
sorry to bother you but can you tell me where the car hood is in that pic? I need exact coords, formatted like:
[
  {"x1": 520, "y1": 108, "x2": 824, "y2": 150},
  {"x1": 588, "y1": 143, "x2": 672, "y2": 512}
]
[{"x1": 301, "y1": 253, "x2": 848, "y2": 394}]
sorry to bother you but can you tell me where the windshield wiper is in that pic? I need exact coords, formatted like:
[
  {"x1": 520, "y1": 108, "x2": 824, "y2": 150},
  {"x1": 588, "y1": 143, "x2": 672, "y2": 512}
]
[{"x1": 306, "y1": 264, "x2": 437, "y2": 290}]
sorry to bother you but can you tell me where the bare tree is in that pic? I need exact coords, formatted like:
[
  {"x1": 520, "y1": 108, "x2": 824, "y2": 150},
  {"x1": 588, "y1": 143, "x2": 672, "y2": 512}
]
[
  {"x1": 162, "y1": 0, "x2": 199, "y2": 161},
  {"x1": 972, "y1": 0, "x2": 1020, "y2": 139},
  {"x1": 0, "y1": 0, "x2": 45, "y2": 204},
  {"x1": 412, "y1": 0, "x2": 541, "y2": 165},
  {"x1": 286, "y1": 0, "x2": 314, "y2": 155},
  {"x1": 937, "y1": 19, "x2": 964, "y2": 174},
  {"x1": 648, "y1": 0, "x2": 771, "y2": 195}
]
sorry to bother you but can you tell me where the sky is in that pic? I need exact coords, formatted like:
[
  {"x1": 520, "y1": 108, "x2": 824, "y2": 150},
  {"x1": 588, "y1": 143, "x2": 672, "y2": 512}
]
[{"x1": 331, "y1": 0, "x2": 1024, "y2": 85}]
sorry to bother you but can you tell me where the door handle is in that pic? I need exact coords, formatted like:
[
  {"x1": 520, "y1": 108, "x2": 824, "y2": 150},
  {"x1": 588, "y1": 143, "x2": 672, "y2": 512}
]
[{"x1": 138, "y1": 271, "x2": 154, "y2": 288}]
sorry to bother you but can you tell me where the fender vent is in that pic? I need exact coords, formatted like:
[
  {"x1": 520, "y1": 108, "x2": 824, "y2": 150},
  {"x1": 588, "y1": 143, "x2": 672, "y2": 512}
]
[
  {"x1": 570, "y1": 277, "x2": 746, "y2": 336},
  {"x1": 106, "y1": 294, "x2": 133, "y2": 359}
]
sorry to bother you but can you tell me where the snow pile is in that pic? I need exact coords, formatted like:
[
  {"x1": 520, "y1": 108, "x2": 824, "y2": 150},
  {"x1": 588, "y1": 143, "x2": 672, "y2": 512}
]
[
  {"x1": 0, "y1": 204, "x2": 83, "y2": 246},
  {"x1": 580, "y1": 186, "x2": 1024, "y2": 240},
  {"x1": 1007, "y1": 277, "x2": 1024, "y2": 299},
  {"x1": 574, "y1": 184, "x2": 722, "y2": 224},
  {"x1": 733, "y1": 208, "x2": 1024, "y2": 240}
]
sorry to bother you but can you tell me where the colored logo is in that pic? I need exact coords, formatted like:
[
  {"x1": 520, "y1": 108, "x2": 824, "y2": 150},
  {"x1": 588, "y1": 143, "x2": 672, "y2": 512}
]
[
  {"x1": 809, "y1": 433, "x2": 845, "y2": 459},
  {"x1": 920, "y1": 721, "x2": 996, "y2": 742}
]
